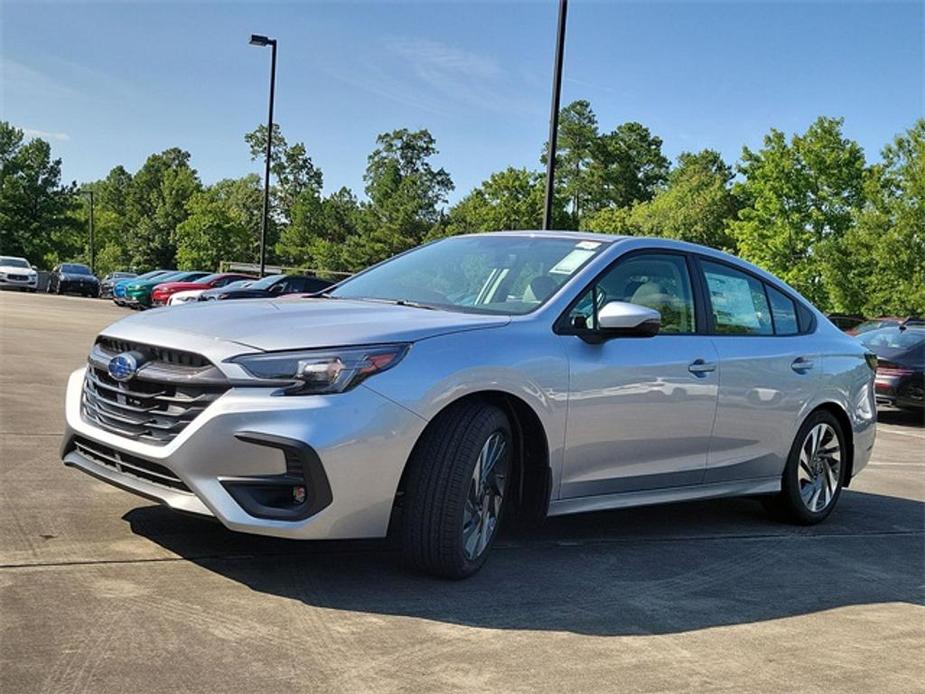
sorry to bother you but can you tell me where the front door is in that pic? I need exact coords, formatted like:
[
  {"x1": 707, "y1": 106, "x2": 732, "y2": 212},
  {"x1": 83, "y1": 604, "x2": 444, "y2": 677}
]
[{"x1": 560, "y1": 252, "x2": 719, "y2": 499}]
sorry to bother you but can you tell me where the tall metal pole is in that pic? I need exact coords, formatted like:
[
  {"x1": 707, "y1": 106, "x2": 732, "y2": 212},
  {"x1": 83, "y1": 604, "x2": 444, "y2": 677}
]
[
  {"x1": 259, "y1": 40, "x2": 277, "y2": 278},
  {"x1": 542, "y1": 0, "x2": 568, "y2": 230},
  {"x1": 83, "y1": 189, "x2": 95, "y2": 273}
]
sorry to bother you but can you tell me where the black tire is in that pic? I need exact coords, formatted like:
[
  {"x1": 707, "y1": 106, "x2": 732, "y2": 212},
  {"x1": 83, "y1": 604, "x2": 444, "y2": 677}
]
[
  {"x1": 764, "y1": 410, "x2": 847, "y2": 524},
  {"x1": 401, "y1": 400, "x2": 512, "y2": 579}
]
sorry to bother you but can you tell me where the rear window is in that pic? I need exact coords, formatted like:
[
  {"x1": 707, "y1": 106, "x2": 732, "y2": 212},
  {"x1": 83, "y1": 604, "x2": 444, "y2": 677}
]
[
  {"x1": 767, "y1": 286, "x2": 799, "y2": 335},
  {"x1": 702, "y1": 261, "x2": 773, "y2": 335}
]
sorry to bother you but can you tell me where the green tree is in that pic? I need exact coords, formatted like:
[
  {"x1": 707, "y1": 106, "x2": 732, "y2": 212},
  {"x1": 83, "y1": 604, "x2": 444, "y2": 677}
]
[
  {"x1": 174, "y1": 175, "x2": 263, "y2": 270},
  {"x1": 445, "y1": 167, "x2": 549, "y2": 235},
  {"x1": 586, "y1": 150, "x2": 738, "y2": 249},
  {"x1": 824, "y1": 120, "x2": 925, "y2": 314},
  {"x1": 124, "y1": 148, "x2": 201, "y2": 270},
  {"x1": 544, "y1": 100, "x2": 599, "y2": 224},
  {"x1": 346, "y1": 128, "x2": 453, "y2": 268},
  {"x1": 277, "y1": 187, "x2": 362, "y2": 272},
  {"x1": 0, "y1": 122, "x2": 78, "y2": 267},
  {"x1": 589, "y1": 121, "x2": 670, "y2": 211},
  {"x1": 729, "y1": 117, "x2": 866, "y2": 307},
  {"x1": 245, "y1": 124, "x2": 323, "y2": 224}
]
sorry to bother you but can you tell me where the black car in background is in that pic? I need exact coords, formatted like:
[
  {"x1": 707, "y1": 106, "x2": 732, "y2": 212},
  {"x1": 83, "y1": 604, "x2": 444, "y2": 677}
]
[
  {"x1": 198, "y1": 273, "x2": 333, "y2": 301},
  {"x1": 47, "y1": 263, "x2": 100, "y2": 297},
  {"x1": 99, "y1": 271, "x2": 137, "y2": 299},
  {"x1": 858, "y1": 326, "x2": 925, "y2": 412}
]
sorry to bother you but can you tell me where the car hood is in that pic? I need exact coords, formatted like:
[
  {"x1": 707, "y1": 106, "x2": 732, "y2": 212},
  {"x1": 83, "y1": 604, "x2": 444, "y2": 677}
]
[
  {"x1": 0, "y1": 265, "x2": 34, "y2": 273},
  {"x1": 103, "y1": 296, "x2": 511, "y2": 352},
  {"x1": 155, "y1": 281, "x2": 206, "y2": 292}
]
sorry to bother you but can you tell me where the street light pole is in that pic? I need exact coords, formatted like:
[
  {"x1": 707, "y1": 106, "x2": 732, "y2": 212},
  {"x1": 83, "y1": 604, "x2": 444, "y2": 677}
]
[
  {"x1": 542, "y1": 0, "x2": 568, "y2": 231},
  {"x1": 82, "y1": 189, "x2": 95, "y2": 273},
  {"x1": 250, "y1": 34, "x2": 278, "y2": 277}
]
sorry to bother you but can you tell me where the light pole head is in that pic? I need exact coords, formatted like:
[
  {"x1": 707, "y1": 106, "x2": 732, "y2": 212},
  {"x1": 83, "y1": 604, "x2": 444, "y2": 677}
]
[{"x1": 249, "y1": 34, "x2": 274, "y2": 47}]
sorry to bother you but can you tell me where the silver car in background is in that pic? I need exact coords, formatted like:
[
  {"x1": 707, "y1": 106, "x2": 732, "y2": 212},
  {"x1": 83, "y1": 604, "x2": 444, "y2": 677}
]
[{"x1": 62, "y1": 232, "x2": 877, "y2": 578}]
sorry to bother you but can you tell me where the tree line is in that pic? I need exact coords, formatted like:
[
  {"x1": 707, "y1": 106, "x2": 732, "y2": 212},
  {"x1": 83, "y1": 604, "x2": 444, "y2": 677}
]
[{"x1": 1, "y1": 103, "x2": 922, "y2": 315}]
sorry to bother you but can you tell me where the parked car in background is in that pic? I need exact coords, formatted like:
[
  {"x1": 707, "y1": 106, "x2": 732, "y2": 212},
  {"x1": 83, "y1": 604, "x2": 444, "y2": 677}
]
[
  {"x1": 47, "y1": 263, "x2": 100, "y2": 297},
  {"x1": 195, "y1": 279, "x2": 254, "y2": 302},
  {"x1": 0, "y1": 256, "x2": 38, "y2": 291},
  {"x1": 99, "y1": 272, "x2": 137, "y2": 299},
  {"x1": 124, "y1": 271, "x2": 207, "y2": 309},
  {"x1": 858, "y1": 326, "x2": 925, "y2": 411},
  {"x1": 827, "y1": 313, "x2": 865, "y2": 333},
  {"x1": 851, "y1": 316, "x2": 925, "y2": 335},
  {"x1": 197, "y1": 273, "x2": 333, "y2": 301},
  {"x1": 62, "y1": 232, "x2": 876, "y2": 578},
  {"x1": 151, "y1": 272, "x2": 256, "y2": 307},
  {"x1": 112, "y1": 270, "x2": 173, "y2": 306}
]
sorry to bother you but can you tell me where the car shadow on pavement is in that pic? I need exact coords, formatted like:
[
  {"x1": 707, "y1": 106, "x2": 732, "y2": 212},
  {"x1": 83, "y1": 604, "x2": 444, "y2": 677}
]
[
  {"x1": 877, "y1": 407, "x2": 924, "y2": 427},
  {"x1": 124, "y1": 488, "x2": 924, "y2": 637}
]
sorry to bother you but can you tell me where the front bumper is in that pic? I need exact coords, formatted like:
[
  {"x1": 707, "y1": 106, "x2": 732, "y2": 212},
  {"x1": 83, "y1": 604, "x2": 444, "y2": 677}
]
[
  {"x1": 124, "y1": 291, "x2": 149, "y2": 307},
  {"x1": 0, "y1": 275, "x2": 37, "y2": 289},
  {"x1": 62, "y1": 367, "x2": 427, "y2": 539}
]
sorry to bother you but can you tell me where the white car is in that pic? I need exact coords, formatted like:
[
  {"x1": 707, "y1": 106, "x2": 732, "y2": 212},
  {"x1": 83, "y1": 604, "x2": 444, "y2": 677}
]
[
  {"x1": 0, "y1": 256, "x2": 38, "y2": 291},
  {"x1": 167, "y1": 288, "x2": 207, "y2": 306}
]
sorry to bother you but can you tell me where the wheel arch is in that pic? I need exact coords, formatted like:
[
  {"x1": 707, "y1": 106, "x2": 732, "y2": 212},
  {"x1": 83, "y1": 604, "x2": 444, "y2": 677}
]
[
  {"x1": 391, "y1": 390, "x2": 552, "y2": 531},
  {"x1": 807, "y1": 401, "x2": 856, "y2": 486}
]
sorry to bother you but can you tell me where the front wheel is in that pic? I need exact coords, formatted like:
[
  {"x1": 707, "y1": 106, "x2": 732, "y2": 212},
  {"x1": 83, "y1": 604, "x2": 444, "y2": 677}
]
[
  {"x1": 401, "y1": 401, "x2": 512, "y2": 579},
  {"x1": 765, "y1": 410, "x2": 846, "y2": 524}
]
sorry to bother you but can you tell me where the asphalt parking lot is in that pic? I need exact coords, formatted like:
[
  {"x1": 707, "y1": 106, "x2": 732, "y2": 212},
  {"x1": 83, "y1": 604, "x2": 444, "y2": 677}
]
[{"x1": 1, "y1": 291, "x2": 922, "y2": 693}]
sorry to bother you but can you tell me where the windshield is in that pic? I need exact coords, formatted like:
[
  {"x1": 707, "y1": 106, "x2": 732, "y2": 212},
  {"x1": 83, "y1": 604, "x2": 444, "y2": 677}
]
[
  {"x1": 112, "y1": 272, "x2": 136, "y2": 279},
  {"x1": 249, "y1": 274, "x2": 286, "y2": 290},
  {"x1": 190, "y1": 273, "x2": 225, "y2": 285},
  {"x1": 221, "y1": 280, "x2": 252, "y2": 290},
  {"x1": 330, "y1": 235, "x2": 609, "y2": 314},
  {"x1": 61, "y1": 263, "x2": 91, "y2": 274},
  {"x1": 1, "y1": 257, "x2": 29, "y2": 268}
]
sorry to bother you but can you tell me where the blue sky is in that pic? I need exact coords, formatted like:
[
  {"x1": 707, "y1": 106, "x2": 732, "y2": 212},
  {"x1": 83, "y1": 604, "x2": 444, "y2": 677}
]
[{"x1": 2, "y1": 1, "x2": 922, "y2": 203}]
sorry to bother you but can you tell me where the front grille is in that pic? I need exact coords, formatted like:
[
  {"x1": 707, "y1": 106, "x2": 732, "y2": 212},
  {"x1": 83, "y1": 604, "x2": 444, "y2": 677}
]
[
  {"x1": 8, "y1": 274, "x2": 28, "y2": 281},
  {"x1": 72, "y1": 436, "x2": 191, "y2": 492},
  {"x1": 81, "y1": 338, "x2": 229, "y2": 445}
]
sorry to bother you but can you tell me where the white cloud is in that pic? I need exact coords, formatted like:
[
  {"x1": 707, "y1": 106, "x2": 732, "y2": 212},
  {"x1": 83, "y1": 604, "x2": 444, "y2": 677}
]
[{"x1": 23, "y1": 128, "x2": 71, "y2": 142}]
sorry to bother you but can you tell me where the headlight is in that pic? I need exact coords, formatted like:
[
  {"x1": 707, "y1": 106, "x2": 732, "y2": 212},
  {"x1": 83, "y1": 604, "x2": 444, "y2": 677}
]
[{"x1": 231, "y1": 344, "x2": 409, "y2": 395}]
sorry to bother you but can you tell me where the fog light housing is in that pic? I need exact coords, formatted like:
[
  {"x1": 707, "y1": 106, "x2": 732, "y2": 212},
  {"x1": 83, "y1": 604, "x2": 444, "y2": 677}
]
[{"x1": 219, "y1": 432, "x2": 333, "y2": 521}]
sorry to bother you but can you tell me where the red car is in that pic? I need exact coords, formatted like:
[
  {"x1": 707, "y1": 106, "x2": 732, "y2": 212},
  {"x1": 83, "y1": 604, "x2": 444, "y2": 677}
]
[{"x1": 151, "y1": 272, "x2": 256, "y2": 306}]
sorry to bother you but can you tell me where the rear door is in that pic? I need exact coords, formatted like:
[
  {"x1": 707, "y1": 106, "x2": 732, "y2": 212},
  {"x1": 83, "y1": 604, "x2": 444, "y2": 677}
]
[{"x1": 696, "y1": 258, "x2": 820, "y2": 483}]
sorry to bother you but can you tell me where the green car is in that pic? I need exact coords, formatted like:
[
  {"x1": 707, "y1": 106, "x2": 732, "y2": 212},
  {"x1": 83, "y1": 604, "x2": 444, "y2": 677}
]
[{"x1": 124, "y1": 270, "x2": 208, "y2": 308}]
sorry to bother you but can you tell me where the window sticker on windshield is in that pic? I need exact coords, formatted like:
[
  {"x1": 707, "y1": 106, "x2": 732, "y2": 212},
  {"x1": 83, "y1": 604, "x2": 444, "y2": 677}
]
[
  {"x1": 550, "y1": 248, "x2": 595, "y2": 275},
  {"x1": 576, "y1": 241, "x2": 601, "y2": 250}
]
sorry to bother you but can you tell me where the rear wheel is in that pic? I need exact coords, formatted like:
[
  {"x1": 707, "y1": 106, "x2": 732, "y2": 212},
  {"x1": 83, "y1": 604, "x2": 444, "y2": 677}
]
[
  {"x1": 401, "y1": 401, "x2": 512, "y2": 579},
  {"x1": 764, "y1": 410, "x2": 846, "y2": 524}
]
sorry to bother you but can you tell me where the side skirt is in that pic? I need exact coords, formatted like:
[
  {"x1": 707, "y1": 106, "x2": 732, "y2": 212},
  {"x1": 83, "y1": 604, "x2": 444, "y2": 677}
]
[{"x1": 547, "y1": 477, "x2": 781, "y2": 517}]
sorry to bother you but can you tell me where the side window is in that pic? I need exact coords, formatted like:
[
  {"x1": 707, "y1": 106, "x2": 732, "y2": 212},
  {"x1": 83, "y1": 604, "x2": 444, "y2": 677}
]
[
  {"x1": 701, "y1": 261, "x2": 773, "y2": 335},
  {"x1": 288, "y1": 277, "x2": 306, "y2": 292},
  {"x1": 568, "y1": 253, "x2": 697, "y2": 334},
  {"x1": 766, "y1": 286, "x2": 799, "y2": 335}
]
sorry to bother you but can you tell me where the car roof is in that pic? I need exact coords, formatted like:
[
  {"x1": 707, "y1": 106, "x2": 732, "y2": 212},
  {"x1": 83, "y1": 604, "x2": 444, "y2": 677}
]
[{"x1": 454, "y1": 230, "x2": 626, "y2": 244}]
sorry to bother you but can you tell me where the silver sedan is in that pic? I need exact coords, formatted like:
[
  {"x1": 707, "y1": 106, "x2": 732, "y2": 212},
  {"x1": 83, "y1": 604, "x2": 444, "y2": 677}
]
[{"x1": 62, "y1": 232, "x2": 877, "y2": 578}]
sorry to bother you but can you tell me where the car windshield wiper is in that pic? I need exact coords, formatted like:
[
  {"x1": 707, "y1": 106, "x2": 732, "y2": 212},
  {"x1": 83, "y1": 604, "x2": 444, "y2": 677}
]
[{"x1": 350, "y1": 296, "x2": 439, "y2": 311}]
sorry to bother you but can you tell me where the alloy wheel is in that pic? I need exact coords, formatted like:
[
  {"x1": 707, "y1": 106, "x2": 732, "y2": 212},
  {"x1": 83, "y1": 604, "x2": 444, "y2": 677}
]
[
  {"x1": 462, "y1": 431, "x2": 509, "y2": 561},
  {"x1": 797, "y1": 422, "x2": 842, "y2": 513}
]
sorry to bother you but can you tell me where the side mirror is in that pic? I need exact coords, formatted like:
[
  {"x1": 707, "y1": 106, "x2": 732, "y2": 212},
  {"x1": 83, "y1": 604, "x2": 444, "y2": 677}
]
[
  {"x1": 268, "y1": 283, "x2": 285, "y2": 295},
  {"x1": 590, "y1": 301, "x2": 661, "y2": 341}
]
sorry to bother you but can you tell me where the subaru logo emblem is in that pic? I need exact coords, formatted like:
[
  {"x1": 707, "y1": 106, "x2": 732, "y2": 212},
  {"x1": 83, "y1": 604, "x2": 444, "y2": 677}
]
[{"x1": 108, "y1": 352, "x2": 139, "y2": 382}]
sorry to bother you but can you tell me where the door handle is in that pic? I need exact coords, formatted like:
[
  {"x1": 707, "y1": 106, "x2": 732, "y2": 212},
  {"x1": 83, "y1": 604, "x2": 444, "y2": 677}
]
[
  {"x1": 791, "y1": 357, "x2": 815, "y2": 373},
  {"x1": 688, "y1": 359, "x2": 716, "y2": 376}
]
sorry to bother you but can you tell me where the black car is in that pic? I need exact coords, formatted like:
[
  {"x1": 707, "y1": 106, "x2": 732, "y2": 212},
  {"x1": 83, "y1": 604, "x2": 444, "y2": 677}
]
[
  {"x1": 47, "y1": 263, "x2": 100, "y2": 297},
  {"x1": 858, "y1": 326, "x2": 925, "y2": 411},
  {"x1": 198, "y1": 273, "x2": 333, "y2": 301},
  {"x1": 99, "y1": 271, "x2": 137, "y2": 299}
]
